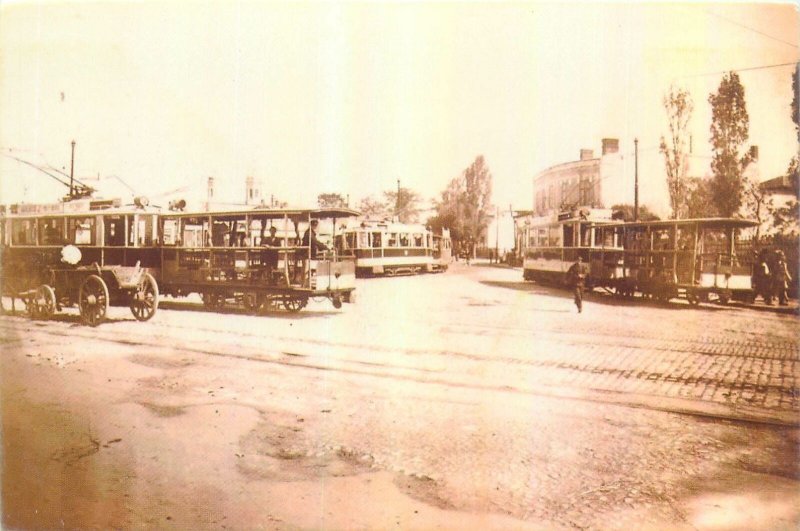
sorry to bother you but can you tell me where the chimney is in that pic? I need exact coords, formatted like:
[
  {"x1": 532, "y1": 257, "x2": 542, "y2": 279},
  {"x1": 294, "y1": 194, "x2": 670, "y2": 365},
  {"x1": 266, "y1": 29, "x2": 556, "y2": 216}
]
[
  {"x1": 749, "y1": 146, "x2": 759, "y2": 161},
  {"x1": 580, "y1": 149, "x2": 594, "y2": 161},
  {"x1": 601, "y1": 138, "x2": 619, "y2": 155}
]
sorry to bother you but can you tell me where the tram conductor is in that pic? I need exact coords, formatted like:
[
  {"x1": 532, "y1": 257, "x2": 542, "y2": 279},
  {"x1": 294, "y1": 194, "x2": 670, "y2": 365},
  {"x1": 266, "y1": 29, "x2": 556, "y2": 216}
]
[
  {"x1": 302, "y1": 219, "x2": 329, "y2": 258},
  {"x1": 566, "y1": 255, "x2": 590, "y2": 313},
  {"x1": 262, "y1": 226, "x2": 282, "y2": 280}
]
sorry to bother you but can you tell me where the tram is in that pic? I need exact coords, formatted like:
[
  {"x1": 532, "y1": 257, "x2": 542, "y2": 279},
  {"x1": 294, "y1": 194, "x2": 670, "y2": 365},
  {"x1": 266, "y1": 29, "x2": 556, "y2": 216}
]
[
  {"x1": 336, "y1": 220, "x2": 450, "y2": 276},
  {"x1": 0, "y1": 198, "x2": 160, "y2": 325},
  {"x1": 598, "y1": 218, "x2": 758, "y2": 304},
  {"x1": 521, "y1": 207, "x2": 758, "y2": 305},
  {"x1": 157, "y1": 207, "x2": 358, "y2": 312},
  {"x1": 521, "y1": 207, "x2": 620, "y2": 288}
]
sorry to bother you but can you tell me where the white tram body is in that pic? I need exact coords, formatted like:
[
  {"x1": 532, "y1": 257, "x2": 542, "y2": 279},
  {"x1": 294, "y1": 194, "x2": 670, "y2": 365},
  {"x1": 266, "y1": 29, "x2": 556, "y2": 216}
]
[
  {"x1": 337, "y1": 220, "x2": 447, "y2": 276},
  {"x1": 521, "y1": 208, "x2": 618, "y2": 284}
]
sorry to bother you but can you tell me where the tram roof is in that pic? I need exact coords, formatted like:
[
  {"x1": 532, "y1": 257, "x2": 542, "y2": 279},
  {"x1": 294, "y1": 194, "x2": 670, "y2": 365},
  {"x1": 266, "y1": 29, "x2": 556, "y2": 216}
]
[
  {"x1": 602, "y1": 218, "x2": 758, "y2": 230},
  {"x1": 163, "y1": 206, "x2": 361, "y2": 220}
]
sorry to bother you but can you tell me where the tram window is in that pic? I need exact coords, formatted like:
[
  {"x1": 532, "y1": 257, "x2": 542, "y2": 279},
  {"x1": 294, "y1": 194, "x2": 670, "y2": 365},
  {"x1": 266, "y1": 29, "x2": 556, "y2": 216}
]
[
  {"x1": 388, "y1": 233, "x2": 398, "y2": 247},
  {"x1": 653, "y1": 229, "x2": 672, "y2": 250},
  {"x1": 413, "y1": 233, "x2": 423, "y2": 247},
  {"x1": 357, "y1": 232, "x2": 368, "y2": 249},
  {"x1": 182, "y1": 218, "x2": 204, "y2": 248},
  {"x1": 69, "y1": 217, "x2": 96, "y2": 245},
  {"x1": 549, "y1": 226, "x2": 561, "y2": 247},
  {"x1": 580, "y1": 225, "x2": 591, "y2": 247},
  {"x1": 38, "y1": 218, "x2": 65, "y2": 245},
  {"x1": 345, "y1": 233, "x2": 357, "y2": 249},
  {"x1": 399, "y1": 233, "x2": 409, "y2": 247},
  {"x1": 371, "y1": 232, "x2": 382, "y2": 248},
  {"x1": 563, "y1": 225, "x2": 574, "y2": 247},
  {"x1": 11, "y1": 219, "x2": 36, "y2": 245},
  {"x1": 162, "y1": 219, "x2": 179, "y2": 245},
  {"x1": 211, "y1": 221, "x2": 227, "y2": 247},
  {"x1": 105, "y1": 217, "x2": 126, "y2": 246}
]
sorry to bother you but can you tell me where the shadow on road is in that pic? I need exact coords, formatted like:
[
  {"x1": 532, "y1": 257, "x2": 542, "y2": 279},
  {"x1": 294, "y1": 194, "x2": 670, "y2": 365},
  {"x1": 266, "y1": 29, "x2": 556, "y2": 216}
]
[{"x1": 480, "y1": 280, "x2": 733, "y2": 312}]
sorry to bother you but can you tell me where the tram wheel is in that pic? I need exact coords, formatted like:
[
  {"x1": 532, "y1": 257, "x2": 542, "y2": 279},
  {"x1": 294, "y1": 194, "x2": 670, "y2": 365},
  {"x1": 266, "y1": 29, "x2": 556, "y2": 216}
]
[
  {"x1": 243, "y1": 292, "x2": 262, "y2": 314},
  {"x1": 283, "y1": 296, "x2": 308, "y2": 313},
  {"x1": 202, "y1": 291, "x2": 224, "y2": 310},
  {"x1": 79, "y1": 275, "x2": 109, "y2": 327},
  {"x1": 31, "y1": 284, "x2": 57, "y2": 319},
  {"x1": 687, "y1": 291, "x2": 700, "y2": 306},
  {"x1": 130, "y1": 273, "x2": 159, "y2": 321}
]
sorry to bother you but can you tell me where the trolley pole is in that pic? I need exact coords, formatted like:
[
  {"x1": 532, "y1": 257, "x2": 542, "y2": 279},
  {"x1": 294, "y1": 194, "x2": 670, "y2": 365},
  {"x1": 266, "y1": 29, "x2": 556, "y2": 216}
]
[
  {"x1": 69, "y1": 140, "x2": 76, "y2": 198},
  {"x1": 634, "y1": 137, "x2": 639, "y2": 222}
]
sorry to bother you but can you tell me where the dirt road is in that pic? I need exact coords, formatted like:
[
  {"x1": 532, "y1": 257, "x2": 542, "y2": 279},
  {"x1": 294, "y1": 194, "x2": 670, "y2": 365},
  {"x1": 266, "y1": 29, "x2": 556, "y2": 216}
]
[{"x1": 2, "y1": 263, "x2": 798, "y2": 529}]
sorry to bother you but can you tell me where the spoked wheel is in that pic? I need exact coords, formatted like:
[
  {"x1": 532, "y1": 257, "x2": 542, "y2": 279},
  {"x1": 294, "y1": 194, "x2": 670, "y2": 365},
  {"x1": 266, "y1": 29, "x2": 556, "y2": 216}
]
[
  {"x1": 202, "y1": 291, "x2": 225, "y2": 310},
  {"x1": 32, "y1": 284, "x2": 57, "y2": 319},
  {"x1": 79, "y1": 274, "x2": 109, "y2": 326},
  {"x1": 283, "y1": 296, "x2": 308, "y2": 313},
  {"x1": 243, "y1": 292, "x2": 262, "y2": 314},
  {"x1": 130, "y1": 273, "x2": 159, "y2": 321}
]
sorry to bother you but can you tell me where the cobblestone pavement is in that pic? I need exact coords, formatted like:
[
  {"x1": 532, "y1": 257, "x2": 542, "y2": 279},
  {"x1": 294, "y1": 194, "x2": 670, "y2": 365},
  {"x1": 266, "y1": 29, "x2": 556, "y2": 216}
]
[{"x1": 2, "y1": 262, "x2": 798, "y2": 529}]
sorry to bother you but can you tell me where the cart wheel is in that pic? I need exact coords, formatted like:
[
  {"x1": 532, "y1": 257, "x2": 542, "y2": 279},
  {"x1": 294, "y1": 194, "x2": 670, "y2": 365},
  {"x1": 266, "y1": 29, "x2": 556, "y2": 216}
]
[
  {"x1": 243, "y1": 292, "x2": 262, "y2": 314},
  {"x1": 283, "y1": 296, "x2": 308, "y2": 313},
  {"x1": 130, "y1": 273, "x2": 159, "y2": 321},
  {"x1": 31, "y1": 284, "x2": 57, "y2": 319},
  {"x1": 79, "y1": 275, "x2": 109, "y2": 326}
]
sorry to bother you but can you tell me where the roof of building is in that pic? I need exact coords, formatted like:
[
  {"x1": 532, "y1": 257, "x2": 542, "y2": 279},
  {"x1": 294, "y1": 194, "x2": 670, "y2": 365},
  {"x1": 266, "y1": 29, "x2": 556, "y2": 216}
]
[{"x1": 760, "y1": 174, "x2": 799, "y2": 196}]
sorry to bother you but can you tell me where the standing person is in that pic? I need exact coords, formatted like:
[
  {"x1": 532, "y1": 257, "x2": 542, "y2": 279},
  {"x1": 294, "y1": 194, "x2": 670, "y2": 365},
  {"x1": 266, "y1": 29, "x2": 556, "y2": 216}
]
[
  {"x1": 774, "y1": 253, "x2": 792, "y2": 306},
  {"x1": 566, "y1": 255, "x2": 590, "y2": 313}
]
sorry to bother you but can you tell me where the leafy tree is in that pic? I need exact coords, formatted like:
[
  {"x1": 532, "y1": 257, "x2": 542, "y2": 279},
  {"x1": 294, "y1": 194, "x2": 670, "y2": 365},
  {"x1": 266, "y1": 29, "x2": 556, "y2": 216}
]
[
  {"x1": 685, "y1": 177, "x2": 717, "y2": 218},
  {"x1": 743, "y1": 175, "x2": 769, "y2": 242},
  {"x1": 432, "y1": 156, "x2": 493, "y2": 253},
  {"x1": 708, "y1": 71, "x2": 754, "y2": 217},
  {"x1": 659, "y1": 86, "x2": 694, "y2": 219},
  {"x1": 383, "y1": 187, "x2": 423, "y2": 223},
  {"x1": 357, "y1": 195, "x2": 389, "y2": 219},
  {"x1": 317, "y1": 193, "x2": 347, "y2": 208},
  {"x1": 610, "y1": 204, "x2": 660, "y2": 222}
]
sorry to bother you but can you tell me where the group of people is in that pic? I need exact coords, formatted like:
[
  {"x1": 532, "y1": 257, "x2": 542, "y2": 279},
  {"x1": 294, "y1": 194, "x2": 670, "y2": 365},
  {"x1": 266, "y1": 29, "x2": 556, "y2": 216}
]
[{"x1": 753, "y1": 249, "x2": 793, "y2": 306}]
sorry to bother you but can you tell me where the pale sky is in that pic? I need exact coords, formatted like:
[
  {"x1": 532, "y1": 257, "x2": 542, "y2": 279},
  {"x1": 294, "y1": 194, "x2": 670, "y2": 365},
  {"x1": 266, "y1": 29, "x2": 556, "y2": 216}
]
[{"x1": 1, "y1": 1, "x2": 798, "y2": 215}]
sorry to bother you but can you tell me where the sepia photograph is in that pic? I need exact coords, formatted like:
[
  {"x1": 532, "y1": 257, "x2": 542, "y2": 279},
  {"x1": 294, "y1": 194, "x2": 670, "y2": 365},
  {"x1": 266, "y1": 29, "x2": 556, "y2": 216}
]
[{"x1": 1, "y1": 1, "x2": 798, "y2": 529}]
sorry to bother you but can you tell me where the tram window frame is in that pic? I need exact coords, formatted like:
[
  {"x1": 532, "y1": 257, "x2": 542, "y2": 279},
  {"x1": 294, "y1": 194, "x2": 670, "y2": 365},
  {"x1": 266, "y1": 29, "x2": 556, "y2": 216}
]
[
  {"x1": 162, "y1": 218, "x2": 179, "y2": 246},
  {"x1": 69, "y1": 216, "x2": 96, "y2": 245},
  {"x1": 182, "y1": 217, "x2": 205, "y2": 248},
  {"x1": 38, "y1": 217, "x2": 66, "y2": 245},
  {"x1": 388, "y1": 233, "x2": 398, "y2": 247},
  {"x1": 413, "y1": 233, "x2": 423, "y2": 247},
  {"x1": 371, "y1": 232, "x2": 382, "y2": 248},
  {"x1": 399, "y1": 233, "x2": 409, "y2": 247},
  {"x1": 11, "y1": 219, "x2": 36, "y2": 245},
  {"x1": 356, "y1": 231, "x2": 368, "y2": 249},
  {"x1": 104, "y1": 216, "x2": 126, "y2": 247}
]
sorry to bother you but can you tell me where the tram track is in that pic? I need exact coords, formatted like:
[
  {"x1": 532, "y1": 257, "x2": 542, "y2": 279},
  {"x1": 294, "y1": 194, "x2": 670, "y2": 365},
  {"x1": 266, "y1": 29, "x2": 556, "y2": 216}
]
[{"x1": 1, "y1": 313, "x2": 797, "y2": 427}]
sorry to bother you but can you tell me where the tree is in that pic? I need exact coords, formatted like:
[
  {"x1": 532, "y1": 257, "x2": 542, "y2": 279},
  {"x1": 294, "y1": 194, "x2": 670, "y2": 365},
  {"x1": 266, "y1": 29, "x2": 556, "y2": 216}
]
[
  {"x1": 610, "y1": 204, "x2": 660, "y2": 222},
  {"x1": 317, "y1": 193, "x2": 347, "y2": 208},
  {"x1": 685, "y1": 177, "x2": 717, "y2": 218},
  {"x1": 357, "y1": 195, "x2": 389, "y2": 219},
  {"x1": 383, "y1": 187, "x2": 423, "y2": 223},
  {"x1": 659, "y1": 85, "x2": 694, "y2": 219},
  {"x1": 743, "y1": 175, "x2": 769, "y2": 242},
  {"x1": 708, "y1": 71, "x2": 754, "y2": 217},
  {"x1": 432, "y1": 156, "x2": 493, "y2": 252}
]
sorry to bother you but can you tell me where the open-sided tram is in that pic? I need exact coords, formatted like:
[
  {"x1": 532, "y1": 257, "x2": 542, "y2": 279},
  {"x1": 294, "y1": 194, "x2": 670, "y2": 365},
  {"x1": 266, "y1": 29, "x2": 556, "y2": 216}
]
[
  {"x1": 521, "y1": 207, "x2": 758, "y2": 305},
  {"x1": 157, "y1": 207, "x2": 358, "y2": 313}
]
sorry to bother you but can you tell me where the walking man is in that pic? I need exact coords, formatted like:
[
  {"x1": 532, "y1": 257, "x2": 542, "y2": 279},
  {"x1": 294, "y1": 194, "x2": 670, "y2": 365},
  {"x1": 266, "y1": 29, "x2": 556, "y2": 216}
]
[
  {"x1": 774, "y1": 253, "x2": 792, "y2": 306},
  {"x1": 566, "y1": 255, "x2": 590, "y2": 313}
]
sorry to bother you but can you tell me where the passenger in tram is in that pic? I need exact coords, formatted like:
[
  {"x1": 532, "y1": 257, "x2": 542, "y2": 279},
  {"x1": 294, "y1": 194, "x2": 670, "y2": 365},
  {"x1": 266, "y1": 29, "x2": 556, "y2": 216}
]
[
  {"x1": 261, "y1": 226, "x2": 281, "y2": 284},
  {"x1": 302, "y1": 219, "x2": 328, "y2": 258}
]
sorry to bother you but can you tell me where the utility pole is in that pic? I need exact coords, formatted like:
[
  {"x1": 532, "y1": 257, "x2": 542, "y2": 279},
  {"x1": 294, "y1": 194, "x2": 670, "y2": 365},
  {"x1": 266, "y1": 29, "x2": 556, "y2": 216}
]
[
  {"x1": 495, "y1": 205, "x2": 499, "y2": 264},
  {"x1": 634, "y1": 137, "x2": 639, "y2": 222},
  {"x1": 69, "y1": 140, "x2": 76, "y2": 198}
]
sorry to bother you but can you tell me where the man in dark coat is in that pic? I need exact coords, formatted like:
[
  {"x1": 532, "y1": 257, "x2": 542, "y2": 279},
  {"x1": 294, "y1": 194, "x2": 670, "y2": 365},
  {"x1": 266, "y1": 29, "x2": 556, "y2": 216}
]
[
  {"x1": 566, "y1": 256, "x2": 590, "y2": 313},
  {"x1": 302, "y1": 219, "x2": 328, "y2": 258}
]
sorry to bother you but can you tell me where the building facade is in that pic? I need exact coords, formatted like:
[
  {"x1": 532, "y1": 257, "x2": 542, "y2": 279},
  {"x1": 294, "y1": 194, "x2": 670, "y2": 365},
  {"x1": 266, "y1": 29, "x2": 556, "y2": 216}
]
[{"x1": 533, "y1": 138, "x2": 625, "y2": 216}]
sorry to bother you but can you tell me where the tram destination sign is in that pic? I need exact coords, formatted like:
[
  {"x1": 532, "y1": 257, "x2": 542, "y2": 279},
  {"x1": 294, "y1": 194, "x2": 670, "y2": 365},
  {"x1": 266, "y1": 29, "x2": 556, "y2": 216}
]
[{"x1": 9, "y1": 198, "x2": 121, "y2": 215}]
